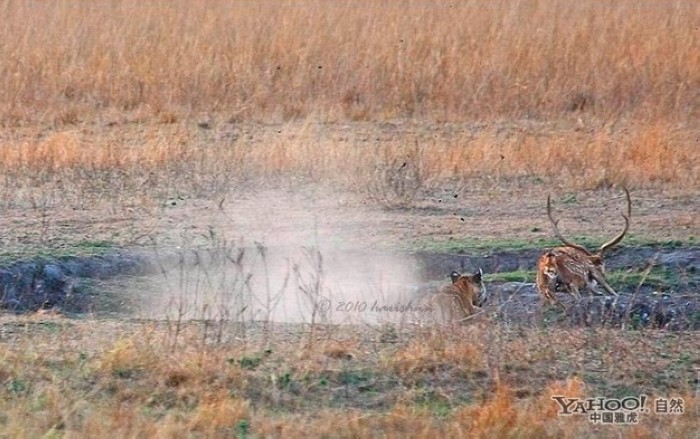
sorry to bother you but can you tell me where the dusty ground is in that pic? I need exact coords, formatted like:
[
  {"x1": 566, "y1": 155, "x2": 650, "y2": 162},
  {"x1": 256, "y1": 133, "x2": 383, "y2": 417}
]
[
  {"x1": 1, "y1": 177, "x2": 697, "y2": 255},
  {"x1": 1, "y1": 121, "x2": 698, "y2": 255},
  {"x1": 1, "y1": 2, "x2": 698, "y2": 433},
  {"x1": 0, "y1": 122, "x2": 698, "y2": 326},
  {"x1": 0, "y1": 122, "x2": 697, "y2": 437}
]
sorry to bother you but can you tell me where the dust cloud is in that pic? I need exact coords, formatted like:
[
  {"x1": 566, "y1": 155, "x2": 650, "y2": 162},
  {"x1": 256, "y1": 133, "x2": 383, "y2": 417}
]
[{"x1": 125, "y1": 188, "x2": 437, "y2": 325}]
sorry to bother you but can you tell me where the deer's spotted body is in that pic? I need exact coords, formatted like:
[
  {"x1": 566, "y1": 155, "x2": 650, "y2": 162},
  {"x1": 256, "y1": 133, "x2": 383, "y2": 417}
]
[{"x1": 536, "y1": 188, "x2": 631, "y2": 306}]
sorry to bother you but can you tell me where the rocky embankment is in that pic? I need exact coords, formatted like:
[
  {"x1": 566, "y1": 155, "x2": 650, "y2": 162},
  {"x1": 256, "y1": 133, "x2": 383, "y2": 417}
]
[
  {"x1": 1, "y1": 246, "x2": 698, "y2": 330},
  {"x1": 0, "y1": 252, "x2": 155, "y2": 312}
]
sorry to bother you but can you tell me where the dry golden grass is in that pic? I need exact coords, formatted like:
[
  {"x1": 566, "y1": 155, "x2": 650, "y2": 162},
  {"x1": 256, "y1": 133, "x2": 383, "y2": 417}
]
[
  {"x1": 0, "y1": 3, "x2": 696, "y2": 437},
  {"x1": 0, "y1": 0, "x2": 697, "y2": 209},
  {"x1": 0, "y1": 120, "x2": 697, "y2": 211},
  {"x1": 1, "y1": 0, "x2": 698, "y2": 124},
  {"x1": 388, "y1": 327, "x2": 485, "y2": 375},
  {"x1": 0, "y1": 317, "x2": 696, "y2": 438}
]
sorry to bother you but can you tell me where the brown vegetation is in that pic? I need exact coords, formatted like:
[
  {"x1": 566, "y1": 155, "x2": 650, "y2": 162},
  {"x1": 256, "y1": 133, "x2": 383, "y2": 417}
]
[
  {"x1": 0, "y1": 317, "x2": 696, "y2": 437},
  {"x1": 0, "y1": 2, "x2": 697, "y2": 436},
  {"x1": 1, "y1": 1, "x2": 698, "y2": 124},
  {"x1": 0, "y1": 1, "x2": 696, "y2": 213}
]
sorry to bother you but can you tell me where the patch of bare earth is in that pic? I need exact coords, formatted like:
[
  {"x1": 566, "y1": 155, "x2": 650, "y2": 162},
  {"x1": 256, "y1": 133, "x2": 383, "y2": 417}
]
[
  {"x1": 0, "y1": 121, "x2": 697, "y2": 437},
  {"x1": 0, "y1": 121, "x2": 697, "y2": 254}
]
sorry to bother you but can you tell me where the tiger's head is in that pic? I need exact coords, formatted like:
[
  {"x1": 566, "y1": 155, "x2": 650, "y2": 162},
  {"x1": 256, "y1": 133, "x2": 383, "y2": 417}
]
[{"x1": 449, "y1": 268, "x2": 486, "y2": 308}]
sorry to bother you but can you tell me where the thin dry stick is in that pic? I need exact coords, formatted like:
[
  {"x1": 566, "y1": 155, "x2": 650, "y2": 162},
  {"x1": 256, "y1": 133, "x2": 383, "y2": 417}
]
[{"x1": 620, "y1": 255, "x2": 659, "y2": 329}]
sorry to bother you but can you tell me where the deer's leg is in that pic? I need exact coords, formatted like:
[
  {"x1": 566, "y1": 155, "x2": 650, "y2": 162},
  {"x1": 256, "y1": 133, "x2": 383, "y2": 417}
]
[
  {"x1": 536, "y1": 272, "x2": 554, "y2": 304},
  {"x1": 591, "y1": 271, "x2": 618, "y2": 296},
  {"x1": 600, "y1": 281, "x2": 618, "y2": 296},
  {"x1": 587, "y1": 278, "x2": 606, "y2": 296},
  {"x1": 546, "y1": 290, "x2": 561, "y2": 309},
  {"x1": 569, "y1": 283, "x2": 581, "y2": 300}
]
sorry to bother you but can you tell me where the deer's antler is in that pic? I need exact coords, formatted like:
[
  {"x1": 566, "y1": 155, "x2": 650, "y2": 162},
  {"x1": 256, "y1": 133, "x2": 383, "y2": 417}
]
[
  {"x1": 599, "y1": 187, "x2": 631, "y2": 255},
  {"x1": 547, "y1": 195, "x2": 592, "y2": 255}
]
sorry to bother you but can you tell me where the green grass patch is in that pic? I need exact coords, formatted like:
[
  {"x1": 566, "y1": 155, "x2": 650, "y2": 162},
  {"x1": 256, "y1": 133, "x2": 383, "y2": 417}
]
[
  {"x1": 483, "y1": 266, "x2": 683, "y2": 291},
  {"x1": 410, "y1": 237, "x2": 553, "y2": 253},
  {"x1": 235, "y1": 355, "x2": 264, "y2": 370},
  {"x1": 484, "y1": 270, "x2": 535, "y2": 283},
  {"x1": 0, "y1": 240, "x2": 118, "y2": 266},
  {"x1": 414, "y1": 388, "x2": 454, "y2": 417},
  {"x1": 411, "y1": 234, "x2": 695, "y2": 253},
  {"x1": 606, "y1": 266, "x2": 680, "y2": 290}
]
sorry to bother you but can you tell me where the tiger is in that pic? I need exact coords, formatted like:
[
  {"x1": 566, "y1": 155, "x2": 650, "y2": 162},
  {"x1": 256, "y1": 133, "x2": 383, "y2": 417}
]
[{"x1": 427, "y1": 269, "x2": 486, "y2": 323}]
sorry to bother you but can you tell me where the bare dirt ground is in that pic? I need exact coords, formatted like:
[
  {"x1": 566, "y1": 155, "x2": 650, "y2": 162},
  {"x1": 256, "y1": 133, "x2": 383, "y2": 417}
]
[
  {"x1": 1, "y1": 120, "x2": 698, "y2": 253},
  {"x1": 0, "y1": 122, "x2": 698, "y2": 327},
  {"x1": 1, "y1": 172, "x2": 697, "y2": 254},
  {"x1": 1, "y1": 2, "x2": 698, "y2": 434},
  {"x1": 1, "y1": 182, "x2": 698, "y2": 331},
  {"x1": 0, "y1": 122, "x2": 697, "y2": 437}
]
